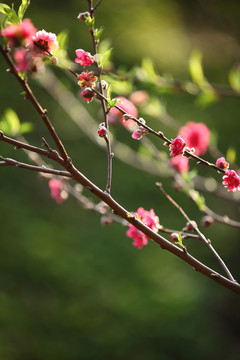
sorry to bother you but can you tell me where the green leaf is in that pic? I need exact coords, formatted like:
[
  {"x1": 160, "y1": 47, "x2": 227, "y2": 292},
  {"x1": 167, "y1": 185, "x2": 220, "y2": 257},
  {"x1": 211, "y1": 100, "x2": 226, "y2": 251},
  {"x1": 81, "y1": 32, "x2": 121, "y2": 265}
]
[
  {"x1": 188, "y1": 189, "x2": 206, "y2": 211},
  {"x1": 0, "y1": 108, "x2": 20, "y2": 136},
  {"x1": 229, "y1": 65, "x2": 240, "y2": 93},
  {"x1": 108, "y1": 98, "x2": 117, "y2": 108},
  {"x1": 141, "y1": 57, "x2": 157, "y2": 82},
  {"x1": 106, "y1": 84, "x2": 112, "y2": 103},
  {"x1": 94, "y1": 26, "x2": 104, "y2": 41},
  {"x1": 0, "y1": 4, "x2": 19, "y2": 24},
  {"x1": 98, "y1": 39, "x2": 112, "y2": 69},
  {"x1": 20, "y1": 122, "x2": 33, "y2": 134},
  {"x1": 18, "y1": 0, "x2": 30, "y2": 22},
  {"x1": 226, "y1": 147, "x2": 236, "y2": 164},
  {"x1": 57, "y1": 30, "x2": 68, "y2": 51},
  {"x1": 195, "y1": 91, "x2": 218, "y2": 108},
  {"x1": 0, "y1": 14, "x2": 8, "y2": 29},
  {"x1": 189, "y1": 50, "x2": 205, "y2": 87},
  {"x1": 176, "y1": 232, "x2": 183, "y2": 247}
]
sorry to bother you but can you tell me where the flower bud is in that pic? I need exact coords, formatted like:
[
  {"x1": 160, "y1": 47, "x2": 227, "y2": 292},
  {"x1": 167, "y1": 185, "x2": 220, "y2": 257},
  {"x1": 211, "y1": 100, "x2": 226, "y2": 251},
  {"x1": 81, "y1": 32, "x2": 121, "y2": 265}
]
[
  {"x1": 185, "y1": 220, "x2": 197, "y2": 231},
  {"x1": 122, "y1": 113, "x2": 133, "y2": 122},
  {"x1": 132, "y1": 128, "x2": 143, "y2": 140},
  {"x1": 201, "y1": 215, "x2": 214, "y2": 227},
  {"x1": 81, "y1": 87, "x2": 95, "y2": 102},
  {"x1": 100, "y1": 215, "x2": 113, "y2": 226},
  {"x1": 98, "y1": 124, "x2": 108, "y2": 137},
  {"x1": 170, "y1": 233, "x2": 179, "y2": 243},
  {"x1": 50, "y1": 56, "x2": 58, "y2": 65},
  {"x1": 77, "y1": 12, "x2": 90, "y2": 21}
]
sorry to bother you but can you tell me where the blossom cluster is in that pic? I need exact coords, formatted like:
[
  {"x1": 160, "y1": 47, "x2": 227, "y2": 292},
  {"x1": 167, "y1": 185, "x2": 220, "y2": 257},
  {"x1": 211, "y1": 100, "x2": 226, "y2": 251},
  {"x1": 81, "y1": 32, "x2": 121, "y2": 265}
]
[
  {"x1": 74, "y1": 49, "x2": 97, "y2": 103},
  {"x1": 1, "y1": 19, "x2": 59, "y2": 74},
  {"x1": 126, "y1": 207, "x2": 160, "y2": 249}
]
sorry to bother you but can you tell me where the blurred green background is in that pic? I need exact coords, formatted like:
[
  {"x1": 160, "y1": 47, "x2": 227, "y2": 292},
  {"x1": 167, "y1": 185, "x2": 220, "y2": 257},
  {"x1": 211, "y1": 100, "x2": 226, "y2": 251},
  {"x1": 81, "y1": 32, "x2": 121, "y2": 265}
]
[{"x1": 0, "y1": 0, "x2": 240, "y2": 359}]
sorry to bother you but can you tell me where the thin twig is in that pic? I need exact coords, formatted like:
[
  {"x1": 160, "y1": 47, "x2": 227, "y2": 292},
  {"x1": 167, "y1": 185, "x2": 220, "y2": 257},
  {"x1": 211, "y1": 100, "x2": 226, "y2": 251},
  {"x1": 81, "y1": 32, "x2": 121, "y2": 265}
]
[
  {"x1": 0, "y1": 156, "x2": 72, "y2": 177},
  {"x1": 92, "y1": 0, "x2": 103, "y2": 13},
  {"x1": 0, "y1": 131, "x2": 64, "y2": 165},
  {"x1": 88, "y1": 0, "x2": 113, "y2": 194},
  {"x1": 92, "y1": 88, "x2": 228, "y2": 175},
  {"x1": 156, "y1": 182, "x2": 236, "y2": 282}
]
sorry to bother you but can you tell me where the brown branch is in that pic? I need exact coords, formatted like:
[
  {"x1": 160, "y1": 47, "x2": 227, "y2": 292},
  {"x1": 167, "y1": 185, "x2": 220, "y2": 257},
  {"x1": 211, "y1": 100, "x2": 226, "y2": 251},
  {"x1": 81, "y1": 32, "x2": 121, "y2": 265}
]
[
  {"x1": 0, "y1": 44, "x2": 70, "y2": 164},
  {"x1": 57, "y1": 161, "x2": 240, "y2": 294},
  {"x1": 0, "y1": 131, "x2": 64, "y2": 164}
]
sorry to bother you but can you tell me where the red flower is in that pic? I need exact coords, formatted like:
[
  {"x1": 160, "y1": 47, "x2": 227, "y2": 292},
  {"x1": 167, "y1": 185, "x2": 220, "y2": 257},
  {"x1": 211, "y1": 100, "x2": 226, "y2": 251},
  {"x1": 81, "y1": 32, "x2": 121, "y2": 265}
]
[
  {"x1": 169, "y1": 136, "x2": 186, "y2": 157},
  {"x1": 222, "y1": 170, "x2": 240, "y2": 192},
  {"x1": 108, "y1": 97, "x2": 138, "y2": 127},
  {"x1": 78, "y1": 71, "x2": 97, "y2": 88},
  {"x1": 179, "y1": 122, "x2": 210, "y2": 156},
  {"x1": 126, "y1": 207, "x2": 159, "y2": 249}
]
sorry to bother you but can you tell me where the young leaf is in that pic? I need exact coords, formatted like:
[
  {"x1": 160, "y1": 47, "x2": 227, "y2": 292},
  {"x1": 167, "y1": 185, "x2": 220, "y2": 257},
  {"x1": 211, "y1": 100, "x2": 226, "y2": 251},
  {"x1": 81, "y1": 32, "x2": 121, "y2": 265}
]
[
  {"x1": 106, "y1": 84, "x2": 112, "y2": 103},
  {"x1": 108, "y1": 98, "x2": 117, "y2": 108},
  {"x1": 94, "y1": 26, "x2": 104, "y2": 41},
  {"x1": 0, "y1": 3, "x2": 19, "y2": 24},
  {"x1": 18, "y1": 0, "x2": 30, "y2": 22}
]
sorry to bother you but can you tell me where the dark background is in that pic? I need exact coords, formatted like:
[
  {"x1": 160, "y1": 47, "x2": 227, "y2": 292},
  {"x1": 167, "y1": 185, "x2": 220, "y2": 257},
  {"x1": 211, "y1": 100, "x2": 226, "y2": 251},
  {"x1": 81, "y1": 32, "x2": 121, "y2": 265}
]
[{"x1": 0, "y1": 0, "x2": 240, "y2": 359}]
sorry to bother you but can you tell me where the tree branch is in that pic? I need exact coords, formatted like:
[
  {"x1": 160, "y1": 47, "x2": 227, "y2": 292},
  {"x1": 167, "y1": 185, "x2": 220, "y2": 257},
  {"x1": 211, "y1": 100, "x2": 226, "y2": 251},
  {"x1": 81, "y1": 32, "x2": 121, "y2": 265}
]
[
  {"x1": 0, "y1": 44, "x2": 70, "y2": 164},
  {"x1": 0, "y1": 156, "x2": 72, "y2": 177}
]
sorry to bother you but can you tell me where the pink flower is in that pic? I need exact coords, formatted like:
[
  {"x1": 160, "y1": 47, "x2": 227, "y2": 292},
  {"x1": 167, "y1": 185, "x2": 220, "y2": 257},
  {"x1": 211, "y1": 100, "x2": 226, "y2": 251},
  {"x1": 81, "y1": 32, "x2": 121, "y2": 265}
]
[
  {"x1": 75, "y1": 49, "x2": 94, "y2": 66},
  {"x1": 81, "y1": 87, "x2": 95, "y2": 102},
  {"x1": 48, "y1": 179, "x2": 65, "y2": 203},
  {"x1": 216, "y1": 157, "x2": 229, "y2": 170},
  {"x1": 108, "y1": 97, "x2": 138, "y2": 127},
  {"x1": 178, "y1": 122, "x2": 210, "y2": 156},
  {"x1": 170, "y1": 155, "x2": 189, "y2": 173},
  {"x1": 1, "y1": 19, "x2": 37, "y2": 47},
  {"x1": 222, "y1": 170, "x2": 240, "y2": 192},
  {"x1": 169, "y1": 136, "x2": 186, "y2": 157},
  {"x1": 13, "y1": 49, "x2": 45, "y2": 74},
  {"x1": 33, "y1": 30, "x2": 58, "y2": 53},
  {"x1": 126, "y1": 207, "x2": 159, "y2": 249}
]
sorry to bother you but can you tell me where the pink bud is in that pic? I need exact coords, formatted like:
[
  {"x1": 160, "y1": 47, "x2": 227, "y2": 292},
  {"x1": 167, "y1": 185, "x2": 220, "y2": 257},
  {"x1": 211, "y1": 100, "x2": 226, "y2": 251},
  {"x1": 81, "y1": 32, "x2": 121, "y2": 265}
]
[
  {"x1": 132, "y1": 128, "x2": 143, "y2": 140},
  {"x1": 81, "y1": 87, "x2": 95, "y2": 102}
]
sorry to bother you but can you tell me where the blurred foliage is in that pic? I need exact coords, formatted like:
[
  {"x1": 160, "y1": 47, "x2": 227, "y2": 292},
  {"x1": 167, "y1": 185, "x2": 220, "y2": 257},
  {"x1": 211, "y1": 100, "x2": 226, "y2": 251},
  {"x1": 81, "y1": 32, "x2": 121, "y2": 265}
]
[{"x1": 0, "y1": 0, "x2": 240, "y2": 359}]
